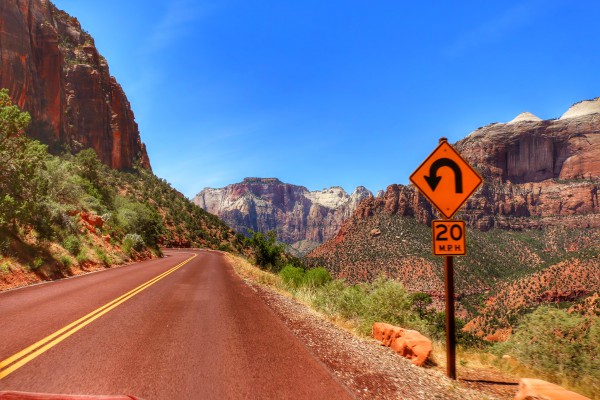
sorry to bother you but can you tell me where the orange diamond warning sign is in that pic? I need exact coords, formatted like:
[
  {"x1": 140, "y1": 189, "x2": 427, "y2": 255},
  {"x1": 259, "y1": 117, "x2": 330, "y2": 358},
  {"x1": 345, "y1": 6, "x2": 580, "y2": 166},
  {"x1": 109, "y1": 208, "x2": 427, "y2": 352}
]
[{"x1": 410, "y1": 140, "x2": 483, "y2": 219}]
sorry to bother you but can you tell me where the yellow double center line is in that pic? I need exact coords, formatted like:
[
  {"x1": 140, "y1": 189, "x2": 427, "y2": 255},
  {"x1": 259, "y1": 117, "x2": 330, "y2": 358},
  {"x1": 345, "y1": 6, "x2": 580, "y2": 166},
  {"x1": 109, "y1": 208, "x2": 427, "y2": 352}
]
[{"x1": 0, "y1": 253, "x2": 197, "y2": 380}]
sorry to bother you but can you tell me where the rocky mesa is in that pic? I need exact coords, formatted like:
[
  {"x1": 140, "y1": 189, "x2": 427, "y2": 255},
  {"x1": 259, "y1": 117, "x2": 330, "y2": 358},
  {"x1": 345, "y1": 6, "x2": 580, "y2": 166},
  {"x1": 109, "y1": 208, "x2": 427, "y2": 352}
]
[
  {"x1": 0, "y1": 0, "x2": 150, "y2": 170},
  {"x1": 194, "y1": 178, "x2": 372, "y2": 255}
]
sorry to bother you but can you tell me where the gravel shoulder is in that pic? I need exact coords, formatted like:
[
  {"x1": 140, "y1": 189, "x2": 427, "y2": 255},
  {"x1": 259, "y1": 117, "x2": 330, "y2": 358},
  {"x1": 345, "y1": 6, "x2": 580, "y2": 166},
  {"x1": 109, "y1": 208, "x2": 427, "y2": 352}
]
[{"x1": 228, "y1": 255, "x2": 510, "y2": 400}]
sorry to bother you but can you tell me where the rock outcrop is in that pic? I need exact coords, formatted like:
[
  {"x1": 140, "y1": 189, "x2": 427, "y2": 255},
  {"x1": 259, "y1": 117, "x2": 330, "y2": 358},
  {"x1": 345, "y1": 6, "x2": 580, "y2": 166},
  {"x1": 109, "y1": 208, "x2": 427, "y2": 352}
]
[
  {"x1": 193, "y1": 178, "x2": 372, "y2": 254},
  {"x1": 372, "y1": 322, "x2": 432, "y2": 367},
  {"x1": 0, "y1": 0, "x2": 150, "y2": 170}
]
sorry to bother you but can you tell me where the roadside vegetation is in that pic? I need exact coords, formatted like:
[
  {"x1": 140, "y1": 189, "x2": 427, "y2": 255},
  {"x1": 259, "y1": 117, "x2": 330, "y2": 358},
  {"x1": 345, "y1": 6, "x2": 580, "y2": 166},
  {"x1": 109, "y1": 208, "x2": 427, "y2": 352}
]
[
  {"x1": 494, "y1": 307, "x2": 599, "y2": 398},
  {"x1": 0, "y1": 88, "x2": 245, "y2": 287},
  {"x1": 237, "y1": 230, "x2": 600, "y2": 399}
]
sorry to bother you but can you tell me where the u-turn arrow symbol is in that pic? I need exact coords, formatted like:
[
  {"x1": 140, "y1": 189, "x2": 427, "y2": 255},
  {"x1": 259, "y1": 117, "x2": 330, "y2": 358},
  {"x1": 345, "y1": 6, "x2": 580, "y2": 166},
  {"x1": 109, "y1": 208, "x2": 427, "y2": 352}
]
[{"x1": 424, "y1": 158, "x2": 463, "y2": 193}]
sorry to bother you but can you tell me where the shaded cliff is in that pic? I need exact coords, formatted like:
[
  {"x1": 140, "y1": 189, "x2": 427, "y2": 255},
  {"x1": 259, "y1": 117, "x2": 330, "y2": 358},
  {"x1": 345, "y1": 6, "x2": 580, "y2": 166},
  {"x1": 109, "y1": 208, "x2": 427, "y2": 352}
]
[
  {"x1": 0, "y1": 0, "x2": 150, "y2": 170},
  {"x1": 194, "y1": 178, "x2": 372, "y2": 255}
]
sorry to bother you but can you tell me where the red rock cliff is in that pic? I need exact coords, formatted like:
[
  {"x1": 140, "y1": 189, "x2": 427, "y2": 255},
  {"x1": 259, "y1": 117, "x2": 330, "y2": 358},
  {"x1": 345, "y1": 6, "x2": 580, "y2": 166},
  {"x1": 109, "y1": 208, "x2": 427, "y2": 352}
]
[
  {"x1": 345, "y1": 102, "x2": 600, "y2": 232},
  {"x1": 0, "y1": 0, "x2": 150, "y2": 170}
]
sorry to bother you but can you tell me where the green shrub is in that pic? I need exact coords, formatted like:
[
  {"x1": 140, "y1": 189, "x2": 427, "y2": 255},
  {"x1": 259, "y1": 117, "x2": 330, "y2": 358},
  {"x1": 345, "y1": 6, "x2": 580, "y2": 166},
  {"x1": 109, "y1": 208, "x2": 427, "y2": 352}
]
[
  {"x1": 0, "y1": 262, "x2": 10, "y2": 274},
  {"x1": 30, "y1": 257, "x2": 43, "y2": 270},
  {"x1": 0, "y1": 236, "x2": 10, "y2": 255},
  {"x1": 76, "y1": 249, "x2": 88, "y2": 264},
  {"x1": 246, "y1": 230, "x2": 285, "y2": 272},
  {"x1": 218, "y1": 243, "x2": 233, "y2": 252},
  {"x1": 62, "y1": 235, "x2": 81, "y2": 255},
  {"x1": 114, "y1": 197, "x2": 163, "y2": 248},
  {"x1": 94, "y1": 247, "x2": 110, "y2": 266},
  {"x1": 303, "y1": 267, "x2": 332, "y2": 288},
  {"x1": 357, "y1": 277, "x2": 422, "y2": 335},
  {"x1": 59, "y1": 255, "x2": 71, "y2": 268},
  {"x1": 123, "y1": 233, "x2": 145, "y2": 254},
  {"x1": 311, "y1": 277, "x2": 425, "y2": 336},
  {"x1": 312, "y1": 279, "x2": 363, "y2": 320},
  {"x1": 496, "y1": 306, "x2": 600, "y2": 397},
  {"x1": 279, "y1": 265, "x2": 305, "y2": 289}
]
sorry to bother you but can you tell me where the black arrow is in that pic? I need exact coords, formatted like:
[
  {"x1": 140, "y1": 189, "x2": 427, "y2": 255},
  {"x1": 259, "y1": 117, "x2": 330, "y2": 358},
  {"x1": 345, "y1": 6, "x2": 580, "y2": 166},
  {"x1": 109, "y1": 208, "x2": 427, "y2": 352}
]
[{"x1": 425, "y1": 158, "x2": 463, "y2": 193}]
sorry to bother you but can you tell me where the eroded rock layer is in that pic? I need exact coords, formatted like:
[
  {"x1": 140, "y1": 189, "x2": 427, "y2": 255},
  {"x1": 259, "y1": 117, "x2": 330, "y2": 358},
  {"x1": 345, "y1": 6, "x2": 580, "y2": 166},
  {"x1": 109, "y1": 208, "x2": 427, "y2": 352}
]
[{"x1": 0, "y1": 0, "x2": 150, "y2": 170}]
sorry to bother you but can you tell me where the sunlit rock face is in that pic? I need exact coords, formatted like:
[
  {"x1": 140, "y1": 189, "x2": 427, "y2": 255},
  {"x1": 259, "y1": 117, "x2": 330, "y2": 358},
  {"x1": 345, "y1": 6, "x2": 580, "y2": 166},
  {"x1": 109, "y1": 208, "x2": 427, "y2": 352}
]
[
  {"x1": 194, "y1": 178, "x2": 373, "y2": 253},
  {"x1": 0, "y1": 0, "x2": 151, "y2": 170}
]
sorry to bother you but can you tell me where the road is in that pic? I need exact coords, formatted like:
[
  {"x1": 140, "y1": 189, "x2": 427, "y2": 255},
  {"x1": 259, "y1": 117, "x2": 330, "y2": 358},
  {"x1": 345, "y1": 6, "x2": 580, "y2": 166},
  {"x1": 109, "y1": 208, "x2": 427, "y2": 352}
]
[{"x1": 0, "y1": 250, "x2": 353, "y2": 399}]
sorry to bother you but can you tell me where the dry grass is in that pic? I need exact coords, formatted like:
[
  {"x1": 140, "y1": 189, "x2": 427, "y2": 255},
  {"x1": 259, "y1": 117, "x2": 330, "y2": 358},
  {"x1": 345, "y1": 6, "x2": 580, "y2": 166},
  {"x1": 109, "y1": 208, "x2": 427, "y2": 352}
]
[{"x1": 225, "y1": 253, "x2": 282, "y2": 288}]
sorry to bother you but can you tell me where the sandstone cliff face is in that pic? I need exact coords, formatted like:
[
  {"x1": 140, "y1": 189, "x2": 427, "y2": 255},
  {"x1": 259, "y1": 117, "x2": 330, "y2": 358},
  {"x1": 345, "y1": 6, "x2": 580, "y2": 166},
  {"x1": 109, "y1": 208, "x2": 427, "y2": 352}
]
[
  {"x1": 458, "y1": 100, "x2": 600, "y2": 183},
  {"x1": 194, "y1": 178, "x2": 372, "y2": 253},
  {"x1": 457, "y1": 101, "x2": 599, "y2": 230},
  {"x1": 341, "y1": 100, "x2": 600, "y2": 232},
  {"x1": 0, "y1": 0, "x2": 150, "y2": 170}
]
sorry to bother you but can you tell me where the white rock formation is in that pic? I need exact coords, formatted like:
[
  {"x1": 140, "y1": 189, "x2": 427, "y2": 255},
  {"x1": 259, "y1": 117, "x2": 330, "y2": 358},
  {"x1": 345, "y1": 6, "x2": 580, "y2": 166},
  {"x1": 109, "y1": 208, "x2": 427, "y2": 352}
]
[
  {"x1": 560, "y1": 97, "x2": 600, "y2": 120},
  {"x1": 509, "y1": 112, "x2": 542, "y2": 123}
]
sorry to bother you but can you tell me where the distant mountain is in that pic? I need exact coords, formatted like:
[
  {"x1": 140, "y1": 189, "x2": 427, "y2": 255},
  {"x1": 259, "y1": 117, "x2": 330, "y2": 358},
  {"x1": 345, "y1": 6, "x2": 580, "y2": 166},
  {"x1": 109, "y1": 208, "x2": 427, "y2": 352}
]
[
  {"x1": 306, "y1": 98, "x2": 600, "y2": 339},
  {"x1": 0, "y1": 0, "x2": 150, "y2": 170},
  {"x1": 194, "y1": 178, "x2": 373, "y2": 255}
]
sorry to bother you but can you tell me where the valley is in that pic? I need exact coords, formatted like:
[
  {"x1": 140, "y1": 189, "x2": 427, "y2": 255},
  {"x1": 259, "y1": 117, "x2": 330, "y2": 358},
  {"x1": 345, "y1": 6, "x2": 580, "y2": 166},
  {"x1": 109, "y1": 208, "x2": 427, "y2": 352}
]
[{"x1": 0, "y1": 0, "x2": 599, "y2": 398}]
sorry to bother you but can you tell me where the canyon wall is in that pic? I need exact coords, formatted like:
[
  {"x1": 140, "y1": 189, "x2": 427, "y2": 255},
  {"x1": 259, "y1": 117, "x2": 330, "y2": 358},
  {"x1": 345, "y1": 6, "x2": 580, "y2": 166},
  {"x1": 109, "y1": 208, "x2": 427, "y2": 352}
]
[
  {"x1": 194, "y1": 178, "x2": 372, "y2": 254},
  {"x1": 0, "y1": 0, "x2": 150, "y2": 170}
]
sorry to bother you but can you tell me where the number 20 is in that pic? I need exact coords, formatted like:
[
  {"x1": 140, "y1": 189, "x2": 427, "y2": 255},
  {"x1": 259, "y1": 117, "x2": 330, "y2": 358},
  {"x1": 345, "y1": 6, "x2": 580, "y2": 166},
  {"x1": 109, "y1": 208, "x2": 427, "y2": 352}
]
[{"x1": 435, "y1": 223, "x2": 463, "y2": 241}]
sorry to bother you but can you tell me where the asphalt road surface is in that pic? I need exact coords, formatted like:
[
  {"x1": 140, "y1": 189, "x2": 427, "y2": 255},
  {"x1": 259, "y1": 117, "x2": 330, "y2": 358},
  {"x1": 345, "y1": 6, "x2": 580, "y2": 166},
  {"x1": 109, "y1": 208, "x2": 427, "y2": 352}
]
[{"x1": 0, "y1": 250, "x2": 353, "y2": 399}]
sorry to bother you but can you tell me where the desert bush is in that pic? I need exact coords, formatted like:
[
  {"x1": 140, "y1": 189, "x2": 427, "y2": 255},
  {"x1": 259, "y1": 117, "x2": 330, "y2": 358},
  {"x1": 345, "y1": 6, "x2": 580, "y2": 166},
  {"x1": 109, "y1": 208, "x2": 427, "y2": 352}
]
[
  {"x1": 310, "y1": 277, "x2": 423, "y2": 336},
  {"x1": 496, "y1": 306, "x2": 600, "y2": 397},
  {"x1": 0, "y1": 236, "x2": 9, "y2": 256},
  {"x1": 303, "y1": 267, "x2": 332, "y2": 288},
  {"x1": 218, "y1": 243, "x2": 233, "y2": 252},
  {"x1": 0, "y1": 262, "x2": 10, "y2": 274},
  {"x1": 62, "y1": 235, "x2": 81, "y2": 255},
  {"x1": 30, "y1": 257, "x2": 43, "y2": 271},
  {"x1": 114, "y1": 197, "x2": 163, "y2": 248},
  {"x1": 246, "y1": 230, "x2": 285, "y2": 272},
  {"x1": 279, "y1": 265, "x2": 305, "y2": 288},
  {"x1": 94, "y1": 247, "x2": 110, "y2": 266},
  {"x1": 76, "y1": 249, "x2": 88, "y2": 265},
  {"x1": 59, "y1": 255, "x2": 71, "y2": 268},
  {"x1": 123, "y1": 233, "x2": 145, "y2": 254},
  {"x1": 357, "y1": 277, "x2": 423, "y2": 335}
]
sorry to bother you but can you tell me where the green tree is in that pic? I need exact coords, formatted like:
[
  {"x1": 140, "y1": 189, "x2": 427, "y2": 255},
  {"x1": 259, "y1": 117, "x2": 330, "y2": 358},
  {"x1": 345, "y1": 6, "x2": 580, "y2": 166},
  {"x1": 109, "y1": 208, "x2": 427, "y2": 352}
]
[
  {"x1": 0, "y1": 89, "x2": 52, "y2": 233},
  {"x1": 411, "y1": 292, "x2": 433, "y2": 320},
  {"x1": 247, "y1": 230, "x2": 285, "y2": 272},
  {"x1": 114, "y1": 196, "x2": 163, "y2": 248}
]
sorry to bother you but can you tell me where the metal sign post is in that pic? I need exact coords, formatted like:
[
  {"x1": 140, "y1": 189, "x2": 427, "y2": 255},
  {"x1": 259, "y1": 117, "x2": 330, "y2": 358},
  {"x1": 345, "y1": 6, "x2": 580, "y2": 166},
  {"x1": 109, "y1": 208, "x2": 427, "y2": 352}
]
[
  {"x1": 444, "y1": 255, "x2": 456, "y2": 380},
  {"x1": 410, "y1": 137, "x2": 483, "y2": 380}
]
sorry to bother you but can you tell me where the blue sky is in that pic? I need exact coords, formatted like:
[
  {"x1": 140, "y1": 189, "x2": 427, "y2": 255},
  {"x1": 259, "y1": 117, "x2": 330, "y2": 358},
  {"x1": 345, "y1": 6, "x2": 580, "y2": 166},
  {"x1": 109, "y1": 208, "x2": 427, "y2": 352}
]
[{"x1": 51, "y1": 0, "x2": 600, "y2": 197}]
